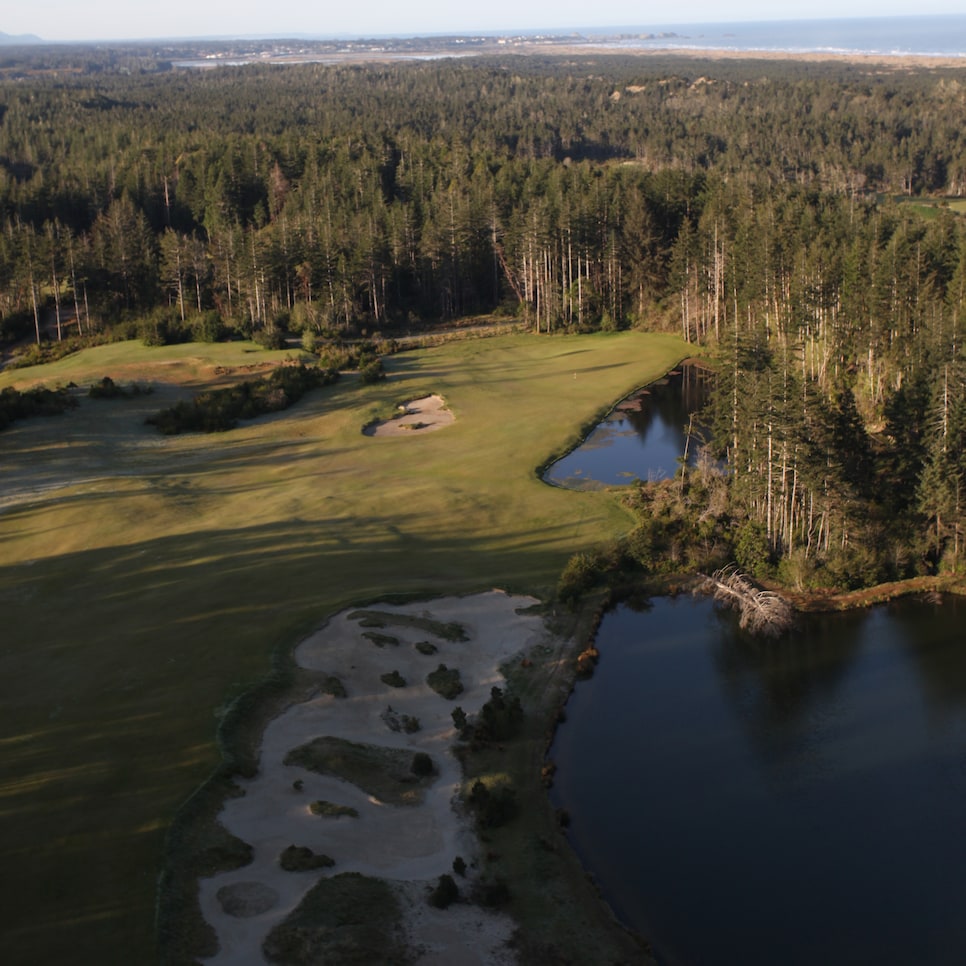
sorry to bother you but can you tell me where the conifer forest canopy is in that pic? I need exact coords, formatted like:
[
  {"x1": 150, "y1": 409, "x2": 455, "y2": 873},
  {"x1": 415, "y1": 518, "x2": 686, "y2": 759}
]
[{"x1": 4, "y1": 51, "x2": 966, "y2": 582}]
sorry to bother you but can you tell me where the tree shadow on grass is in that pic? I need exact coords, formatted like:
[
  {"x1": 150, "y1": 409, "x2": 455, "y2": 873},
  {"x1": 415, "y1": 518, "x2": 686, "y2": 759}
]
[{"x1": 0, "y1": 513, "x2": 578, "y2": 965}]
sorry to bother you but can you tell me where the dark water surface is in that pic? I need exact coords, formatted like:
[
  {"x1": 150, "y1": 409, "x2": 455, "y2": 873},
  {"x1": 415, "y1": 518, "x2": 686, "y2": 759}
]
[
  {"x1": 550, "y1": 595, "x2": 966, "y2": 966},
  {"x1": 544, "y1": 364, "x2": 712, "y2": 489}
]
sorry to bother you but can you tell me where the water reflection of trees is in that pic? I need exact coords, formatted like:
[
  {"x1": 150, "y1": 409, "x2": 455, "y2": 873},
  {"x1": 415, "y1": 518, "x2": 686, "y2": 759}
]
[
  {"x1": 712, "y1": 608, "x2": 866, "y2": 777},
  {"x1": 889, "y1": 596, "x2": 966, "y2": 716},
  {"x1": 621, "y1": 364, "x2": 713, "y2": 440}
]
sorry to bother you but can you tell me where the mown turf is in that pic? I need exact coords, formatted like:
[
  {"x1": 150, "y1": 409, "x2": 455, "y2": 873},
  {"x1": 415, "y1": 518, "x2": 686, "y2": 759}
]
[{"x1": 0, "y1": 329, "x2": 687, "y2": 964}]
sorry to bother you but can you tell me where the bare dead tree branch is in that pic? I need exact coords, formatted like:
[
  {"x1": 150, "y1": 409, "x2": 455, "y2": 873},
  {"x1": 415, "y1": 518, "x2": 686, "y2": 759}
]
[{"x1": 697, "y1": 565, "x2": 793, "y2": 637}]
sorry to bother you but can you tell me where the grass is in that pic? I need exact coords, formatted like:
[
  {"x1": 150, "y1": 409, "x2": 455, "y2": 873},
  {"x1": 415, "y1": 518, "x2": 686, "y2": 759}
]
[
  {"x1": 893, "y1": 196, "x2": 966, "y2": 219},
  {"x1": 362, "y1": 631, "x2": 401, "y2": 648},
  {"x1": 261, "y1": 872, "x2": 407, "y2": 965},
  {"x1": 279, "y1": 845, "x2": 335, "y2": 872},
  {"x1": 284, "y1": 737, "x2": 434, "y2": 806},
  {"x1": 426, "y1": 664, "x2": 464, "y2": 700},
  {"x1": 348, "y1": 609, "x2": 469, "y2": 641},
  {"x1": 0, "y1": 329, "x2": 687, "y2": 964},
  {"x1": 308, "y1": 800, "x2": 360, "y2": 819}
]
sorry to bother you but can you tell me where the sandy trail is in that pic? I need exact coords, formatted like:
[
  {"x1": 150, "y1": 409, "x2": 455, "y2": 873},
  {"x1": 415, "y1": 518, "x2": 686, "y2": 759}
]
[{"x1": 199, "y1": 590, "x2": 549, "y2": 965}]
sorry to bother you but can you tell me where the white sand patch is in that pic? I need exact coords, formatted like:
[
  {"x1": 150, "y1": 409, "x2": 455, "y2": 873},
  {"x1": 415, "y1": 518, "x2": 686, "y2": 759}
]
[
  {"x1": 364, "y1": 393, "x2": 454, "y2": 436},
  {"x1": 199, "y1": 590, "x2": 550, "y2": 965}
]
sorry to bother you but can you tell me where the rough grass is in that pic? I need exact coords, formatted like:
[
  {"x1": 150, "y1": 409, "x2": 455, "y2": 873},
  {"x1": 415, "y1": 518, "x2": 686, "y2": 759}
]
[
  {"x1": 0, "y1": 330, "x2": 687, "y2": 963},
  {"x1": 279, "y1": 845, "x2": 335, "y2": 872},
  {"x1": 261, "y1": 872, "x2": 407, "y2": 965},
  {"x1": 309, "y1": 800, "x2": 360, "y2": 819},
  {"x1": 426, "y1": 664, "x2": 464, "y2": 700},
  {"x1": 284, "y1": 737, "x2": 435, "y2": 806},
  {"x1": 349, "y1": 609, "x2": 469, "y2": 641}
]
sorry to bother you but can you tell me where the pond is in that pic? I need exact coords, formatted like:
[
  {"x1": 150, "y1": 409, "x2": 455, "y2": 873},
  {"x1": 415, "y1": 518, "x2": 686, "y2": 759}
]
[
  {"x1": 550, "y1": 594, "x2": 966, "y2": 966},
  {"x1": 543, "y1": 362, "x2": 713, "y2": 489}
]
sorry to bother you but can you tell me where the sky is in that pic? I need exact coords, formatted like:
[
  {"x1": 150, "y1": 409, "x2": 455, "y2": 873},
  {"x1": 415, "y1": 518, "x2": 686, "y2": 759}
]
[{"x1": 4, "y1": 1, "x2": 965, "y2": 43}]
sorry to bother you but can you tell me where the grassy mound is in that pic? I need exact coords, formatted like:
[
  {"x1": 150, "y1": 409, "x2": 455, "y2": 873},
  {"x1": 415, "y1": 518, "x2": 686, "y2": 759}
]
[
  {"x1": 426, "y1": 664, "x2": 464, "y2": 700},
  {"x1": 285, "y1": 737, "x2": 435, "y2": 806},
  {"x1": 262, "y1": 873, "x2": 406, "y2": 965}
]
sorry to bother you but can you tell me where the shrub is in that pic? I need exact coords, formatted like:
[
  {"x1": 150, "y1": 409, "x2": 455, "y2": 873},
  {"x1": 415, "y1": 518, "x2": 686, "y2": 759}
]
[
  {"x1": 473, "y1": 877, "x2": 511, "y2": 908},
  {"x1": 451, "y1": 707, "x2": 468, "y2": 734},
  {"x1": 191, "y1": 310, "x2": 226, "y2": 343},
  {"x1": 364, "y1": 632, "x2": 399, "y2": 648},
  {"x1": 254, "y1": 325, "x2": 286, "y2": 350},
  {"x1": 147, "y1": 363, "x2": 338, "y2": 434},
  {"x1": 427, "y1": 664, "x2": 463, "y2": 700},
  {"x1": 88, "y1": 376, "x2": 151, "y2": 399},
  {"x1": 557, "y1": 551, "x2": 600, "y2": 606},
  {"x1": 380, "y1": 670, "x2": 406, "y2": 688},
  {"x1": 0, "y1": 384, "x2": 78, "y2": 430},
  {"x1": 474, "y1": 687, "x2": 524, "y2": 743},
  {"x1": 360, "y1": 359, "x2": 385, "y2": 384},
  {"x1": 381, "y1": 707, "x2": 420, "y2": 734},
  {"x1": 279, "y1": 846, "x2": 335, "y2": 872},
  {"x1": 575, "y1": 646, "x2": 600, "y2": 678},
  {"x1": 309, "y1": 800, "x2": 359, "y2": 819},
  {"x1": 429, "y1": 874, "x2": 459, "y2": 909},
  {"x1": 411, "y1": 752, "x2": 434, "y2": 777},
  {"x1": 468, "y1": 779, "x2": 517, "y2": 829},
  {"x1": 319, "y1": 675, "x2": 347, "y2": 698}
]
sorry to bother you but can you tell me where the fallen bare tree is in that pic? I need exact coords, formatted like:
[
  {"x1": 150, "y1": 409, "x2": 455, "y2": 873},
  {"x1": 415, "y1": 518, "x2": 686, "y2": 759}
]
[{"x1": 697, "y1": 565, "x2": 793, "y2": 637}]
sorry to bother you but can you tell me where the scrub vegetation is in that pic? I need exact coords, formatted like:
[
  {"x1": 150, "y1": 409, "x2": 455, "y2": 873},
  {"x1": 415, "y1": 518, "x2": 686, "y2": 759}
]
[
  {"x1": 284, "y1": 737, "x2": 435, "y2": 806},
  {"x1": 261, "y1": 872, "x2": 406, "y2": 966}
]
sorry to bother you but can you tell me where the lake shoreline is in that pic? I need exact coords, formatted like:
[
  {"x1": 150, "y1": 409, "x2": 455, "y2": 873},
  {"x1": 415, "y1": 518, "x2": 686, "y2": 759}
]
[{"x1": 553, "y1": 584, "x2": 966, "y2": 965}]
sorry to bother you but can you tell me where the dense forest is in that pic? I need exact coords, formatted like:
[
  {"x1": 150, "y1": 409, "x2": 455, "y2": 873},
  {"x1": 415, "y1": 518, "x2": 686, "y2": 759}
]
[{"x1": 4, "y1": 53, "x2": 966, "y2": 585}]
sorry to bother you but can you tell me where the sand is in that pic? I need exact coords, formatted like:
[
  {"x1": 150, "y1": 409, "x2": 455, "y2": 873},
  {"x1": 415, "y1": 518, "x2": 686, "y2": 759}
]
[
  {"x1": 198, "y1": 590, "x2": 553, "y2": 965},
  {"x1": 363, "y1": 394, "x2": 455, "y2": 437}
]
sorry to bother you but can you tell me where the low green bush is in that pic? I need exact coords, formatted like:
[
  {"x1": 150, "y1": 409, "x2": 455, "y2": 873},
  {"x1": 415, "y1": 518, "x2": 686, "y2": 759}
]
[
  {"x1": 147, "y1": 363, "x2": 338, "y2": 434},
  {"x1": 309, "y1": 800, "x2": 359, "y2": 819},
  {"x1": 279, "y1": 845, "x2": 335, "y2": 872},
  {"x1": 364, "y1": 632, "x2": 400, "y2": 648},
  {"x1": 0, "y1": 384, "x2": 78, "y2": 430},
  {"x1": 468, "y1": 778, "x2": 518, "y2": 829},
  {"x1": 429, "y1": 873, "x2": 459, "y2": 909},
  {"x1": 411, "y1": 752, "x2": 434, "y2": 777},
  {"x1": 426, "y1": 664, "x2": 463, "y2": 700}
]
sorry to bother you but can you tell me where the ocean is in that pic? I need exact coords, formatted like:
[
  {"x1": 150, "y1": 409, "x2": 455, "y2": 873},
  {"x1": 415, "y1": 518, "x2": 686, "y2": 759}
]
[{"x1": 600, "y1": 15, "x2": 966, "y2": 58}]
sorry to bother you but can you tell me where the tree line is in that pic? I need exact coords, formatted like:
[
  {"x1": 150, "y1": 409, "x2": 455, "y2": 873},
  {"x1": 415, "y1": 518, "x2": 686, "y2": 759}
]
[
  {"x1": 2, "y1": 56, "x2": 965, "y2": 343},
  {"x1": 4, "y1": 53, "x2": 966, "y2": 581}
]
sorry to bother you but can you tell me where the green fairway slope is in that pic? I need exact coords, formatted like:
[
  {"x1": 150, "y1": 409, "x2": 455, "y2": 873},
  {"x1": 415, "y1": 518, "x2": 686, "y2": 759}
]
[{"x1": 0, "y1": 330, "x2": 687, "y2": 964}]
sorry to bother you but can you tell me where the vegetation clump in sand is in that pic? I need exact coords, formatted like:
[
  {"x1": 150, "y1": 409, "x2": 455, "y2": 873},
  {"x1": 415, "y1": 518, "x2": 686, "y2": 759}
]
[
  {"x1": 261, "y1": 873, "x2": 406, "y2": 965},
  {"x1": 279, "y1": 845, "x2": 335, "y2": 872},
  {"x1": 426, "y1": 663, "x2": 464, "y2": 700},
  {"x1": 308, "y1": 800, "x2": 359, "y2": 819},
  {"x1": 349, "y1": 610, "x2": 469, "y2": 642},
  {"x1": 284, "y1": 736, "x2": 436, "y2": 806}
]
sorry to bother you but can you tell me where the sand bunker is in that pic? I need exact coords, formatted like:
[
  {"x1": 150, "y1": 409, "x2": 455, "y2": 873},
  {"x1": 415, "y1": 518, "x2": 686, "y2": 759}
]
[
  {"x1": 199, "y1": 591, "x2": 549, "y2": 965},
  {"x1": 364, "y1": 394, "x2": 454, "y2": 437}
]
